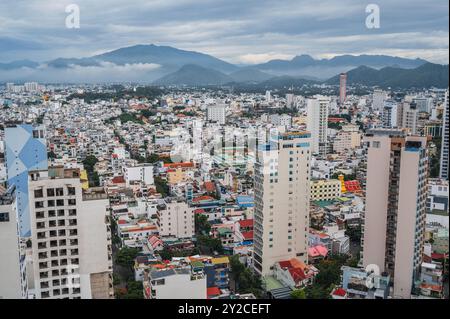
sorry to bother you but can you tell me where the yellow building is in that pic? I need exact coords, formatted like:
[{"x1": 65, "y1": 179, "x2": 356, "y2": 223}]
[
  {"x1": 310, "y1": 179, "x2": 342, "y2": 201},
  {"x1": 80, "y1": 170, "x2": 89, "y2": 190}
]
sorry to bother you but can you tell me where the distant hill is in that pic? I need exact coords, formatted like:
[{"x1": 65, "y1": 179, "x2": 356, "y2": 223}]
[
  {"x1": 253, "y1": 54, "x2": 428, "y2": 79},
  {"x1": 0, "y1": 43, "x2": 443, "y2": 86},
  {"x1": 46, "y1": 44, "x2": 238, "y2": 74},
  {"x1": 259, "y1": 76, "x2": 317, "y2": 88},
  {"x1": 153, "y1": 64, "x2": 233, "y2": 86},
  {"x1": 229, "y1": 68, "x2": 274, "y2": 83},
  {"x1": 325, "y1": 63, "x2": 449, "y2": 88}
]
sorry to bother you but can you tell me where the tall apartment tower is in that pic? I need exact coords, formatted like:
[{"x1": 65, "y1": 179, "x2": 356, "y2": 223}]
[
  {"x1": 306, "y1": 96, "x2": 330, "y2": 157},
  {"x1": 398, "y1": 102, "x2": 419, "y2": 134},
  {"x1": 382, "y1": 100, "x2": 399, "y2": 128},
  {"x1": 373, "y1": 89, "x2": 388, "y2": 111},
  {"x1": 5, "y1": 124, "x2": 48, "y2": 237},
  {"x1": 339, "y1": 73, "x2": 347, "y2": 105},
  {"x1": 286, "y1": 94, "x2": 296, "y2": 109},
  {"x1": 207, "y1": 104, "x2": 226, "y2": 125},
  {"x1": 362, "y1": 129, "x2": 428, "y2": 299},
  {"x1": 253, "y1": 130, "x2": 311, "y2": 276},
  {"x1": 440, "y1": 91, "x2": 449, "y2": 180},
  {"x1": 0, "y1": 186, "x2": 28, "y2": 299},
  {"x1": 28, "y1": 167, "x2": 113, "y2": 299}
]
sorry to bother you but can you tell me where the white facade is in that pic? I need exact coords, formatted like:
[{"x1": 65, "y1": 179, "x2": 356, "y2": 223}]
[
  {"x1": 253, "y1": 131, "x2": 311, "y2": 275},
  {"x1": 157, "y1": 200, "x2": 195, "y2": 239},
  {"x1": 373, "y1": 90, "x2": 388, "y2": 111},
  {"x1": 307, "y1": 96, "x2": 330, "y2": 157},
  {"x1": 28, "y1": 168, "x2": 113, "y2": 299},
  {"x1": 123, "y1": 164, "x2": 154, "y2": 187},
  {"x1": 147, "y1": 268, "x2": 206, "y2": 299},
  {"x1": 382, "y1": 100, "x2": 398, "y2": 128},
  {"x1": 0, "y1": 188, "x2": 28, "y2": 299},
  {"x1": 440, "y1": 91, "x2": 449, "y2": 180},
  {"x1": 207, "y1": 104, "x2": 226, "y2": 125}
]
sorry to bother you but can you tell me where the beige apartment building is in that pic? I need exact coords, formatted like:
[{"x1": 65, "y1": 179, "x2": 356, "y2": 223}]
[
  {"x1": 253, "y1": 131, "x2": 311, "y2": 276},
  {"x1": 362, "y1": 129, "x2": 428, "y2": 299},
  {"x1": 310, "y1": 179, "x2": 342, "y2": 201},
  {"x1": 28, "y1": 167, "x2": 113, "y2": 299},
  {"x1": 157, "y1": 199, "x2": 195, "y2": 239}
]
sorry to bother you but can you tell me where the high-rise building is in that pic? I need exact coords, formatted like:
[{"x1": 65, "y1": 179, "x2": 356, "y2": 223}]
[
  {"x1": 306, "y1": 96, "x2": 330, "y2": 157},
  {"x1": 399, "y1": 102, "x2": 419, "y2": 134},
  {"x1": 286, "y1": 94, "x2": 296, "y2": 109},
  {"x1": 5, "y1": 124, "x2": 48, "y2": 237},
  {"x1": 265, "y1": 91, "x2": 272, "y2": 103},
  {"x1": 6, "y1": 83, "x2": 14, "y2": 92},
  {"x1": 382, "y1": 100, "x2": 399, "y2": 128},
  {"x1": 339, "y1": 73, "x2": 347, "y2": 105},
  {"x1": 373, "y1": 90, "x2": 388, "y2": 111},
  {"x1": 207, "y1": 104, "x2": 226, "y2": 125},
  {"x1": 253, "y1": 130, "x2": 311, "y2": 276},
  {"x1": 440, "y1": 91, "x2": 449, "y2": 180},
  {"x1": 28, "y1": 167, "x2": 113, "y2": 299},
  {"x1": 362, "y1": 129, "x2": 428, "y2": 299},
  {"x1": 0, "y1": 185, "x2": 28, "y2": 299}
]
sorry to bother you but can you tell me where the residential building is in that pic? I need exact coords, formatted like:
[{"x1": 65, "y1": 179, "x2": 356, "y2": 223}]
[
  {"x1": 0, "y1": 186, "x2": 28, "y2": 299},
  {"x1": 157, "y1": 199, "x2": 195, "y2": 239},
  {"x1": 440, "y1": 91, "x2": 449, "y2": 180},
  {"x1": 28, "y1": 167, "x2": 113, "y2": 299},
  {"x1": 123, "y1": 164, "x2": 154, "y2": 187},
  {"x1": 362, "y1": 129, "x2": 428, "y2": 299},
  {"x1": 207, "y1": 104, "x2": 226, "y2": 125},
  {"x1": 339, "y1": 73, "x2": 347, "y2": 105},
  {"x1": 253, "y1": 131, "x2": 311, "y2": 275},
  {"x1": 310, "y1": 179, "x2": 342, "y2": 201},
  {"x1": 144, "y1": 266, "x2": 206, "y2": 299},
  {"x1": 307, "y1": 96, "x2": 330, "y2": 157}
]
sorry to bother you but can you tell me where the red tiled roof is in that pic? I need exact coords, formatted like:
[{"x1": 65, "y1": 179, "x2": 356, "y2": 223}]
[
  {"x1": 238, "y1": 219, "x2": 254, "y2": 228},
  {"x1": 112, "y1": 176, "x2": 125, "y2": 184},
  {"x1": 431, "y1": 253, "x2": 446, "y2": 260},
  {"x1": 164, "y1": 162, "x2": 195, "y2": 169},
  {"x1": 333, "y1": 288, "x2": 347, "y2": 297},
  {"x1": 203, "y1": 182, "x2": 216, "y2": 192},
  {"x1": 207, "y1": 287, "x2": 221, "y2": 298},
  {"x1": 241, "y1": 231, "x2": 254, "y2": 240},
  {"x1": 308, "y1": 245, "x2": 328, "y2": 258},
  {"x1": 192, "y1": 195, "x2": 215, "y2": 203},
  {"x1": 344, "y1": 180, "x2": 361, "y2": 193}
]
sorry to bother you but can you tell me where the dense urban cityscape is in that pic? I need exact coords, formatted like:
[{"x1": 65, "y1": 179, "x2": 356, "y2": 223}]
[
  {"x1": 0, "y1": 79, "x2": 448, "y2": 300},
  {"x1": 0, "y1": 1, "x2": 448, "y2": 310}
]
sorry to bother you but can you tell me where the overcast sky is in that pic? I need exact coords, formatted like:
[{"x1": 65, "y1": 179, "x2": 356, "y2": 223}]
[{"x1": 0, "y1": 0, "x2": 448, "y2": 64}]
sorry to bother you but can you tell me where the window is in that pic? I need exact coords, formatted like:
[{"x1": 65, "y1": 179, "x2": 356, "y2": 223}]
[
  {"x1": 56, "y1": 188, "x2": 64, "y2": 196},
  {"x1": 0, "y1": 212, "x2": 10, "y2": 222},
  {"x1": 67, "y1": 187, "x2": 76, "y2": 196},
  {"x1": 47, "y1": 188, "x2": 55, "y2": 197},
  {"x1": 34, "y1": 189, "x2": 44, "y2": 198}
]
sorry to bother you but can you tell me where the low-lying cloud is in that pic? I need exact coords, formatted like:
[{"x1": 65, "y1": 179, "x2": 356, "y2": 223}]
[{"x1": 0, "y1": 62, "x2": 162, "y2": 83}]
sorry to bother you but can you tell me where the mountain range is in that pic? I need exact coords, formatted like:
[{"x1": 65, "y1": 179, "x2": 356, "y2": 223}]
[{"x1": 0, "y1": 44, "x2": 448, "y2": 88}]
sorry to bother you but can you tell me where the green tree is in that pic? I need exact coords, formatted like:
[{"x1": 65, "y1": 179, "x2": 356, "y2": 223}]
[
  {"x1": 154, "y1": 177, "x2": 170, "y2": 197},
  {"x1": 115, "y1": 247, "x2": 140, "y2": 271},
  {"x1": 291, "y1": 289, "x2": 307, "y2": 299},
  {"x1": 195, "y1": 214, "x2": 211, "y2": 235}
]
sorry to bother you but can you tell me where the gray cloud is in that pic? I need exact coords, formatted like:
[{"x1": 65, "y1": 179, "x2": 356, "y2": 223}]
[{"x1": 0, "y1": 0, "x2": 448, "y2": 64}]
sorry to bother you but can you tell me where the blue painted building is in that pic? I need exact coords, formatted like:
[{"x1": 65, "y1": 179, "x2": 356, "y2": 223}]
[{"x1": 5, "y1": 124, "x2": 48, "y2": 237}]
